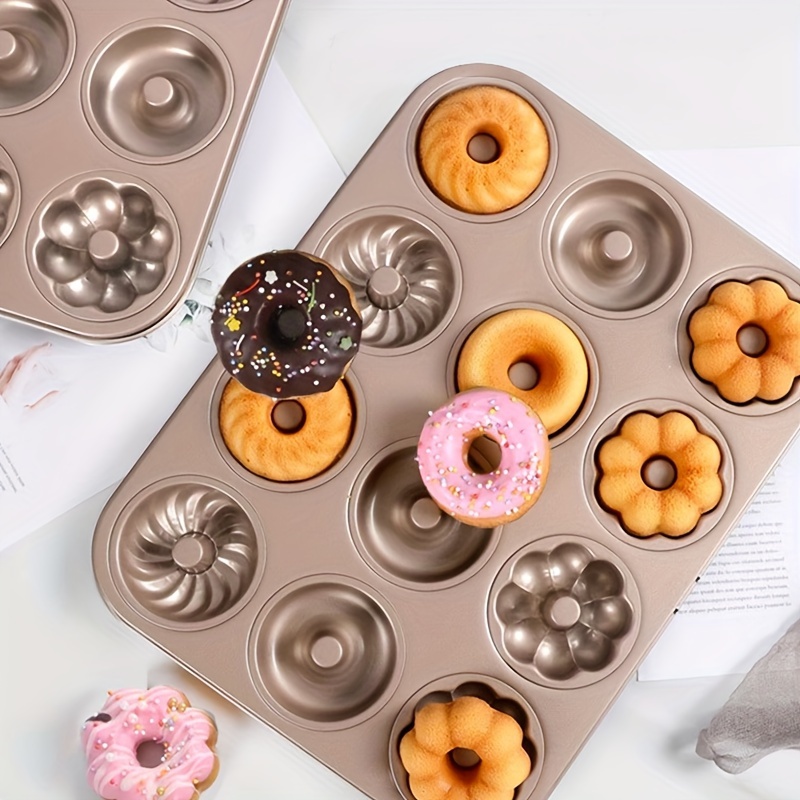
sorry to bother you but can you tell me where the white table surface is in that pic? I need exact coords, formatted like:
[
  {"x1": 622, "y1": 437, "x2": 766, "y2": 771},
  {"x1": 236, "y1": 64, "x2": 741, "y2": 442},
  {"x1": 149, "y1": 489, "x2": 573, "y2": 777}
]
[{"x1": 3, "y1": 2, "x2": 800, "y2": 799}]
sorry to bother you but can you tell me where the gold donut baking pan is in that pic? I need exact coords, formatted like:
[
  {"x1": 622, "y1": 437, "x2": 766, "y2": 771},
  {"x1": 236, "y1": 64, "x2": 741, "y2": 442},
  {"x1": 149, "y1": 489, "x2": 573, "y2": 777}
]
[
  {"x1": 92, "y1": 64, "x2": 800, "y2": 799},
  {"x1": 0, "y1": 0, "x2": 289, "y2": 342}
]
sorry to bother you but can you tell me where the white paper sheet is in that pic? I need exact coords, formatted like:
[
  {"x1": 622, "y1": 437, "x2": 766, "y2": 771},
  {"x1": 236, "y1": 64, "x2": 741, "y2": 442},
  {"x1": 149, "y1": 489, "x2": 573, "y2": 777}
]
[
  {"x1": 0, "y1": 61, "x2": 345, "y2": 553},
  {"x1": 637, "y1": 146, "x2": 800, "y2": 681}
]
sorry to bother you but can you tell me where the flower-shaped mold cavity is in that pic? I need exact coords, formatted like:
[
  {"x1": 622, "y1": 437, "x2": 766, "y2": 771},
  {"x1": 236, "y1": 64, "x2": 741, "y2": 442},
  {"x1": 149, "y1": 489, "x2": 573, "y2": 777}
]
[
  {"x1": 407, "y1": 76, "x2": 558, "y2": 223},
  {"x1": 211, "y1": 371, "x2": 366, "y2": 493},
  {"x1": 28, "y1": 174, "x2": 179, "y2": 319},
  {"x1": 349, "y1": 438, "x2": 501, "y2": 590},
  {"x1": 168, "y1": 0, "x2": 252, "y2": 9},
  {"x1": 247, "y1": 575, "x2": 404, "y2": 730},
  {"x1": 679, "y1": 267, "x2": 800, "y2": 416},
  {"x1": 389, "y1": 675, "x2": 544, "y2": 800},
  {"x1": 446, "y1": 301, "x2": 599, "y2": 445},
  {"x1": 0, "y1": 0, "x2": 75, "y2": 115},
  {"x1": 544, "y1": 171, "x2": 691, "y2": 318},
  {"x1": 109, "y1": 477, "x2": 264, "y2": 630},
  {"x1": 585, "y1": 399, "x2": 734, "y2": 551},
  {"x1": 81, "y1": 21, "x2": 234, "y2": 164},
  {"x1": 317, "y1": 208, "x2": 462, "y2": 354},
  {"x1": 0, "y1": 144, "x2": 20, "y2": 247},
  {"x1": 488, "y1": 537, "x2": 640, "y2": 688}
]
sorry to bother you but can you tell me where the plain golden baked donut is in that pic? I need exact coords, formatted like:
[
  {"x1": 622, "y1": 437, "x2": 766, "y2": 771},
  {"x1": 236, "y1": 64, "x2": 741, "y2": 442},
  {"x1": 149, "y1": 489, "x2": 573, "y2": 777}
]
[
  {"x1": 689, "y1": 278, "x2": 800, "y2": 403},
  {"x1": 597, "y1": 410, "x2": 723, "y2": 538},
  {"x1": 219, "y1": 377, "x2": 353, "y2": 482},
  {"x1": 399, "y1": 696, "x2": 531, "y2": 800},
  {"x1": 456, "y1": 308, "x2": 589, "y2": 434},
  {"x1": 418, "y1": 84, "x2": 550, "y2": 214}
]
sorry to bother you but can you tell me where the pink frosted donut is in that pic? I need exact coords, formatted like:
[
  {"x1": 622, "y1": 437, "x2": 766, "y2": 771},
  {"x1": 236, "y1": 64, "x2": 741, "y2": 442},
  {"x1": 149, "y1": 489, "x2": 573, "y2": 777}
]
[
  {"x1": 417, "y1": 387, "x2": 551, "y2": 528},
  {"x1": 81, "y1": 686, "x2": 218, "y2": 800}
]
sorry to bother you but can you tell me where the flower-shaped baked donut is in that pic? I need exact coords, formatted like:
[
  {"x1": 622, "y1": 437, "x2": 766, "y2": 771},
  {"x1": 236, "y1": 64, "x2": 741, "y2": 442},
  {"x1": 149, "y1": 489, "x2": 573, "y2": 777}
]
[
  {"x1": 494, "y1": 542, "x2": 634, "y2": 681},
  {"x1": 597, "y1": 410, "x2": 723, "y2": 538},
  {"x1": 81, "y1": 686, "x2": 218, "y2": 800},
  {"x1": 399, "y1": 695, "x2": 530, "y2": 800},
  {"x1": 689, "y1": 279, "x2": 800, "y2": 403},
  {"x1": 35, "y1": 178, "x2": 176, "y2": 313}
]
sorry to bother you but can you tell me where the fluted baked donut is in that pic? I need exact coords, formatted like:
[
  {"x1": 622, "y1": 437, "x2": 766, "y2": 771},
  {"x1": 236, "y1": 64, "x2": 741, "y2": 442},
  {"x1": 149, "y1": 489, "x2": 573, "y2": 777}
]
[
  {"x1": 597, "y1": 410, "x2": 723, "y2": 538},
  {"x1": 418, "y1": 85, "x2": 550, "y2": 214},
  {"x1": 399, "y1": 695, "x2": 531, "y2": 800},
  {"x1": 456, "y1": 308, "x2": 589, "y2": 434},
  {"x1": 219, "y1": 377, "x2": 353, "y2": 482},
  {"x1": 689, "y1": 279, "x2": 800, "y2": 403}
]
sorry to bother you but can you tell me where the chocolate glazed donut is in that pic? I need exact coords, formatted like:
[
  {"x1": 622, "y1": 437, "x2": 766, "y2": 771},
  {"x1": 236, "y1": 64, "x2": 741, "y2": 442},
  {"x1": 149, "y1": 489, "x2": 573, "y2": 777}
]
[{"x1": 212, "y1": 250, "x2": 362, "y2": 397}]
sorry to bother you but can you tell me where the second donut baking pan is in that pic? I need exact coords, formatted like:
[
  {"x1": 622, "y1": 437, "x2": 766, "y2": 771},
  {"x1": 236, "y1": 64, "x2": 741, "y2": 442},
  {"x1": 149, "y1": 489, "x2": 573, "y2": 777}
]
[
  {"x1": 92, "y1": 64, "x2": 800, "y2": 800},
  {"x1": 0, "y1": 0, "x2": 289, "y2": 342}
]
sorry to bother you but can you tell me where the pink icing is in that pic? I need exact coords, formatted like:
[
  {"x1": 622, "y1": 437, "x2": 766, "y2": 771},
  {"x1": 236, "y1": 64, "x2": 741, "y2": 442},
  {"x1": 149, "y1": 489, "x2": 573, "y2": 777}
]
[
  {"x1": 417, "y1": 388, "x2": 549, "y2": 522},
  {"x1": 81, "y1": 686, "x2": 217, "y2": 800}
]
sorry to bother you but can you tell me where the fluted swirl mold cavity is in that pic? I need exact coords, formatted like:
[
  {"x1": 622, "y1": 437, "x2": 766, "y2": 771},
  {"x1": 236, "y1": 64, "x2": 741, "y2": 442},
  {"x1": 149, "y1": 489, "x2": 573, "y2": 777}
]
[
  {"x1": 111, "y1": 478, "x2": 264, "y2": 629},
  {"x1": 28, "y1": 174, "x2": 179, "y2": 316},
  {"x1": 319, "y1": 209, "x2": 461, "y2": 352},
  {"x1": 489, "y1": 537, "x2": 640, "y2": 688}
]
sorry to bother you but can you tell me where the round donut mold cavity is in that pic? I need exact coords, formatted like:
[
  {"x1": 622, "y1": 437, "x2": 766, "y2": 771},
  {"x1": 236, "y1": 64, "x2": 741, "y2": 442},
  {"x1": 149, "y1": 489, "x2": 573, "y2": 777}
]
[
  {"x1": 585, "y1": 398, "x2": 734, "y2": 551},
  {"x1": 488, "y1": 535, "x2": 640, "y2": 688},
  {"x1": 210, "y1": 370, "x2": 366, "y2": 493},
  {"x1": 348, "y1": 438, "x2": 502, "y2": 590},
  {"x1": 389, "y1": 674, "x2": 545, "y2": 800},
  {"x1": 0, "y1": 144, "x2": 20, "y2": 247},
  {"x1": 108, "y1": 476, "x2": 265, "y2": 630},
  {"x1": 26, "y1": 172, "x2": 180, "y2": 321},
  {"x1": 679, "y1": 266, "x2": 800, "y2": 416},
  {"x1": 0, "y1": 0, "x2": 76, "y2": 116},
  {"x1": 446, "y1": 301, "x2": 599, "y2": 446},
  {"x1": 316, "y1": 206, "x2": 463, "y2": 355},
  {"x1": 81, "y1": 20, "x2": 234, "y2": 164},
  {"x1": 247, "y1": 574, "x2": 405, "y2": 730},
  {"x1": 406, "y1": 75, "x2": 558, "y2": 224},
  {"x1": 168, "y1": 0, "x2": 253, "y2": 9},
  {"x1": 543, "y1": 171, "x2": 691, "y2": 319}
]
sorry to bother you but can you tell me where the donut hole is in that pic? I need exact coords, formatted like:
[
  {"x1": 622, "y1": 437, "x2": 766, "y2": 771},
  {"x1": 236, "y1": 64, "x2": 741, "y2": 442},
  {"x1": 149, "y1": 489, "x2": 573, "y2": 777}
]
[
  {"x1": 466, "y1": 434, "x2": 503, "y2": 474},
  {"x1": 271, "y1": 305, "x2": 308, "y2": 344},
  {"x1": 136, "y1": 740, "x2": 166, "y2": 768},
  {"x1": 271, "y1": 400, "x2": 307, "y2": 434},
  {"x1": 508, "y1": 360, "x2": 540, "y2": 391},
  {"x1": 467, "y1": 133, "x2": 500, "y2": 164},
  {"x1": 449, "y1": 747, "x2": 482, "y2": 770},
  {"x1": 641, "y1": 456, "x2": 677, "y2": 491},
  {"x1": 736, "y1": 323, "x2": 769, "y2": 357}
]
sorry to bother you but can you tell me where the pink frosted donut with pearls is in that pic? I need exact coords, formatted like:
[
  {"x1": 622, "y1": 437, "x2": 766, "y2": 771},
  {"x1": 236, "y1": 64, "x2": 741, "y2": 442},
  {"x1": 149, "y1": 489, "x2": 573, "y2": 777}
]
[
  {"x1": 81, "y1": 686, "x2": 218, "y2": 800},
  {"x1": 417, "y1": 387, "x2": 551, "y2": 528}
]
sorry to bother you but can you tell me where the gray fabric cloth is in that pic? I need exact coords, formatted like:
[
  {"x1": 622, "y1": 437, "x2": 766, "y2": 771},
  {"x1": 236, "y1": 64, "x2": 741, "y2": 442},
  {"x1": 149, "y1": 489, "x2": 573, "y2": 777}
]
[{"x1": 696, "y1": 616, "x2": 800, "y2": 773}]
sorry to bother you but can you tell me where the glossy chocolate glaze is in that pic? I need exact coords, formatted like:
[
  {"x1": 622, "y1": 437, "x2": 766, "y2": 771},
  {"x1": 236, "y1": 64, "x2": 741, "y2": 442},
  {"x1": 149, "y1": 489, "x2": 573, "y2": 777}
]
[{"x1": 212, "y1": 250, "x2": 362, "y2": 397}]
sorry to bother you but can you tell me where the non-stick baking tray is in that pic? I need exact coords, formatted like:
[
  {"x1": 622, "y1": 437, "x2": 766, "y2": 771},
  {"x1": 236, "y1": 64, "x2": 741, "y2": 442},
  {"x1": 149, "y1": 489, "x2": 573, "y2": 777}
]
[
  {"x1": 92, "y1": 63, "x2": 800, "y2": 800},
  {"x1": 0, "y1": 0, "x2": 289, "y2": 342}
]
